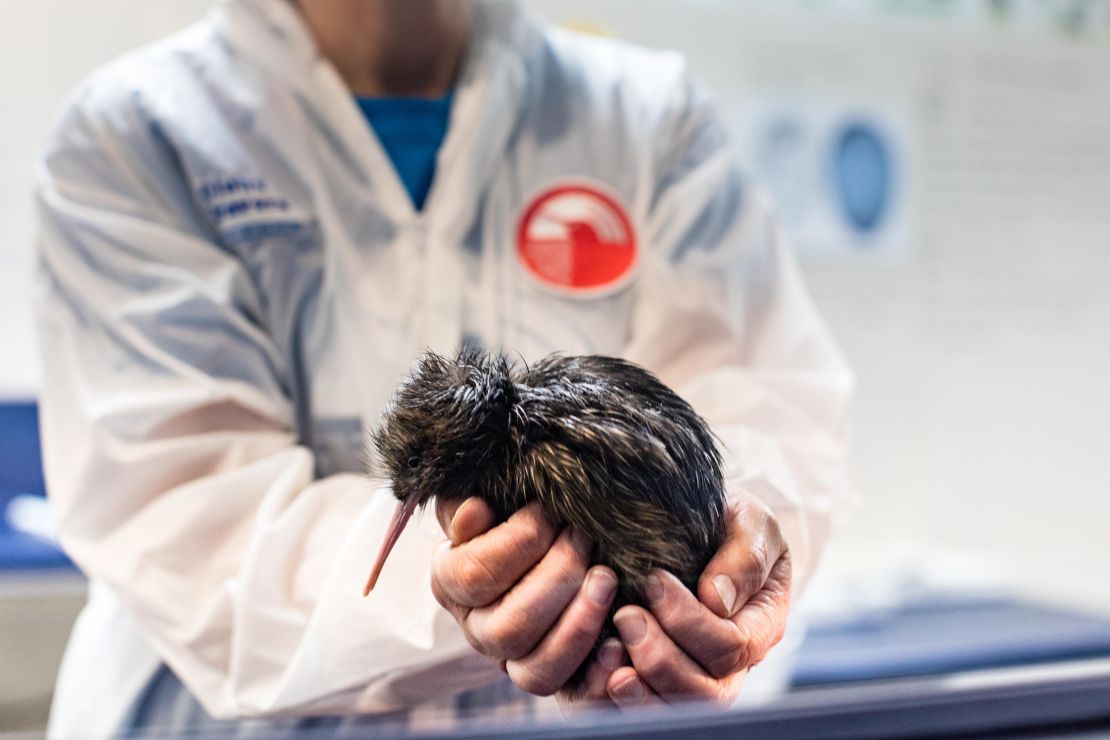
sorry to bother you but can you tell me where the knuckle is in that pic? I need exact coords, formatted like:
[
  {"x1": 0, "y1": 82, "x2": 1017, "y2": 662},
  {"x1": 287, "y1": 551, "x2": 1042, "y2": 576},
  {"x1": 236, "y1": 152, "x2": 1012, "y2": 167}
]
[
  {"x1": 713, "y1": 679, "x2": 740, "y2": 707},
  {"x1": 749, "y1": 631, "x2": 784, "y2": 668},
  {"x1": 776, "y1": 551, "x2": 795, "y2": 587},
  {"x1": 739, "y1": 570, "x2": 764, "y2": 601},
  {"x1": 508, "y1": 661, "x2": 561, "y2": 697},
  {"x1": 461, "y1": 628, "x2": 485, "y2": 655},
  {"x1": 749, "y1": 541, "x2": 771, "y2": 577},
  {"x1": 737, "y1": 637, "x2": 758, "y2": 668},
  {"x1": 430, "y1": 572, "x2": 450, "y2": 609},
  {"x1": 455, "y1": 550, "x2": 499, "y2": 600},
  {"x1": 660, "y1": 598, "x2": 702, "y2": 635},
  {"x1": 732, "y1": 546, "x2": 770, "y2": 597},
  {"x1": 653, "y1": 609, "x2": 696, "y2": 647},
  {"x1": 510, "y1": 510, "x2": 550, "y2": 554},
  {"x1": 550, "y1": 550, "x2": 587, "y2": 592},
  {"x1": 746, "y1": 494, "x2": 775, "y2": 523},
  {"x1": 564, "y1": 612, "x2": 601, "y2": 649},
  {"x1": 633, "y1": 644, "x2": 675, "y2": 682},
  {"x1": 707, "y1": 644, "x2": 746, "y2": 678},
  {"x1": 481, "y1": 611, "x2": 533, "y2": 660},
  {"x1": 450, "y1": 608, "x2": 484, "y2": 652},
  {"x1": 708, "y1": 634, "x2": 753, "y2": 677}
]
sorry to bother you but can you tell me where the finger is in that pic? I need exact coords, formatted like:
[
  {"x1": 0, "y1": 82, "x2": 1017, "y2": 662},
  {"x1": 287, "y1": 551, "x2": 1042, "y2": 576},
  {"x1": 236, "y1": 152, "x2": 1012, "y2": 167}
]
[
  {"x1": 556, "y1": 638, "x2": 626, "y2": 714},
  {"x1": 614, "y1": 606, "x2": 737, "y2": 705},
  {"x1": 436, "y1": 497, "x2": 496, "y2": 545},
  {"x1": 429, "y1": 540, "x2": 487, "y2": 658},
  {"x1": 465, "y1": 528, "x2": 591, "y2": 660},
  {"x1": 505, "y1": 566, "x2": 617, "y2": 696},
  {"x1": 607, "y1": 666, "x2": 663, "y2": 709},
  {"x1": 433, "y1": 502, "x2": 558, "y2": 608},
  {"x1": 730, "y1": 553, "x2": 793, "y2": 670},
  {"x1": 643, "y1": 570, "x2": 749, "y2": 679},
  {"x1": 698, "y1": 498, "x2": 787, "y2": 619}
]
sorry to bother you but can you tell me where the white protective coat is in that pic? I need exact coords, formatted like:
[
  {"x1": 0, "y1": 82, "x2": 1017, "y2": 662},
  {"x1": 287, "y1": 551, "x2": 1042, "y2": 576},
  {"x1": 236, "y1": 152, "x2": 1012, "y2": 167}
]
[{"x1": 34, "y1": 0, "x2": 854, "y2": 735}]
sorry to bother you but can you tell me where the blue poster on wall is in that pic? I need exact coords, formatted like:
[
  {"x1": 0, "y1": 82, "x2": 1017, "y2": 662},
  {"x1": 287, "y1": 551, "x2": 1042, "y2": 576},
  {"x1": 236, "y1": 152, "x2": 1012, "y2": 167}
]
[
  {"x1": 735, "y1": 101, "x2": 914, "y2": 259},
  {"x1": 832, "y1": 121, "x2": 894, "y2": 236}
]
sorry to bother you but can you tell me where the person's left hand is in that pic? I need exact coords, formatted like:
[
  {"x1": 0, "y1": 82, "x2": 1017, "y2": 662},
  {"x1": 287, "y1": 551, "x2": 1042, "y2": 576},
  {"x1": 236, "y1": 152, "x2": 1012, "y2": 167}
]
[{"x1": 604, "y1": 491, "x2": 792, "y2": 708}]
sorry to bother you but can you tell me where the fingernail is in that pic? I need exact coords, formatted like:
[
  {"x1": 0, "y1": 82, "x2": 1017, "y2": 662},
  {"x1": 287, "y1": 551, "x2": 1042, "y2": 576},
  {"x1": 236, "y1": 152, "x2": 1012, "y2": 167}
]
[
  {"x1": 713, "y1": 574, "x2": 737, "y2": 617},
  {"x1": 645, "y1": 572, "x2": 664, "y2": 604},
  {"x1": 598, "y1": 638, "x2": 625, "y2": 671},
  {"x1": 614, "y1": 610, "x2": 647, "y2": 646},
  {"x1": 612, "y1": 676, "x2": 646, "y2": 702},
  {"x1": 570, "y1": 527, "x2": 593, "y2": 557},
  {"x1": 586, "y1": 569, "x2": 616, "y2": 606},
  {"x1": 449, "y1": 499, "x2": 472, "y2": 538}
]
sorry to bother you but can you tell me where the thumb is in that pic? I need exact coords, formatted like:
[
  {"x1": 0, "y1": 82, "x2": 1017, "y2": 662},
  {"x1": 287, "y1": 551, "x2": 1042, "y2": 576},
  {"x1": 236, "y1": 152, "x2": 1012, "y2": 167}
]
[
  {"x1": 697, "y1": 497, "x2": 788, "y2": 619},
  {"x1": 436, "y1": 496, "x2": 496, "y2": 545}
]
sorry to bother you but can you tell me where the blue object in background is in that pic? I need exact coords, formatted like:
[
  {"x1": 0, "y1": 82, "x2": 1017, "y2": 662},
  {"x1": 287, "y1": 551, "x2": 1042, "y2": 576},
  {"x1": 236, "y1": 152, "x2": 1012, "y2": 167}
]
[
  {"x1": 831, "y1": 121, "x2": 894, "y2": 235},
  {"x1": 355, "y1": 92, "x2": 454, "y2": 211},
  {"x1": 0, "y1": 400, "x2": 45, "y2": 499},
  {"x1": 792, "y1": 598, "x2": 1110, "y2": 686},
  {"x1": 0, "y1": 400, "x2": 71, "y2": 570}
]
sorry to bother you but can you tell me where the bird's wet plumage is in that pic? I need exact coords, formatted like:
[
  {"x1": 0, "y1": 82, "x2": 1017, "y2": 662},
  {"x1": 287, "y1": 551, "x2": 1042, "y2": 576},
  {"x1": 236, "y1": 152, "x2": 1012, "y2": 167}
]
[{"x1": 366, "y1": 347, "x2": 728, "y2": 670}]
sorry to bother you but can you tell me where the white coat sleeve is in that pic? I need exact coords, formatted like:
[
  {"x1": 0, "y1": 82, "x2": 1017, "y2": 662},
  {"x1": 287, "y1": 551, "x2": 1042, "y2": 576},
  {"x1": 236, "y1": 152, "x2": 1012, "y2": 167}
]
[
  {"x1": 623, "y1": 77, "x2": 856, "y2": 591},
  {"x1": 33, "y1": 87, "x2": 499, "y2": 719}
]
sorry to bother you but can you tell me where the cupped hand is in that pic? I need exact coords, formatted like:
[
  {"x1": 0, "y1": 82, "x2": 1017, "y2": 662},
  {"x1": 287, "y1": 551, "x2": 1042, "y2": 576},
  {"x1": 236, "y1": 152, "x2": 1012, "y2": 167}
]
[
  {"x1": 605, "y1": 491, "x2": 792, "y2": 708},
  {"x1": 430, "y1": 497, "x2": 625, "y2": 711}
]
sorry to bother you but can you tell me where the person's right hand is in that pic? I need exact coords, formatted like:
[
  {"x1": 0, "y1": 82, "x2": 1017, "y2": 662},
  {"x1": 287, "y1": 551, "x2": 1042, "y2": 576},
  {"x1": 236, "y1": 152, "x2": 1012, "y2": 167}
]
[{"x1": 430, "y1": 497, "x2": 625, "y2": 712}]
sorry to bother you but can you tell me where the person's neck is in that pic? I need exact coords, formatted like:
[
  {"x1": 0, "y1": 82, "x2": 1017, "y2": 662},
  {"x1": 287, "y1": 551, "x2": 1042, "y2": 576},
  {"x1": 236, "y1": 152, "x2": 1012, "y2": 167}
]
[{"x1": 296, "y1": 0, "x2": 472, "y2": 98}]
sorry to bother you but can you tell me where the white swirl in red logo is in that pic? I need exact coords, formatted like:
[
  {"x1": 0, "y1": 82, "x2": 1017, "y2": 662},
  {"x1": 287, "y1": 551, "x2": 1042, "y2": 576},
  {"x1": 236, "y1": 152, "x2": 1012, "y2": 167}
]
[{"x1": 516, "y1": 184, "x2": 637, "y2": 296}]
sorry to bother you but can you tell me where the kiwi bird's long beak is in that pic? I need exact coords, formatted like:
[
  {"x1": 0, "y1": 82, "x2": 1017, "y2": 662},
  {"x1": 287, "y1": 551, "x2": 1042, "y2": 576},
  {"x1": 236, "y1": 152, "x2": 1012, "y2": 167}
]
[{"x1": 363, "y1": 496, "x2": 421, "y2": 596}]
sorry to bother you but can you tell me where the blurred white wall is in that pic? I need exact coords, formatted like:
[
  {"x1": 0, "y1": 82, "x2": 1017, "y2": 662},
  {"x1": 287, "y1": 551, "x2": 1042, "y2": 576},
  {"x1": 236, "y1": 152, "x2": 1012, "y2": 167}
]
[{"x1": 0, "y1": 0, "x2": 215, "y2": 396}]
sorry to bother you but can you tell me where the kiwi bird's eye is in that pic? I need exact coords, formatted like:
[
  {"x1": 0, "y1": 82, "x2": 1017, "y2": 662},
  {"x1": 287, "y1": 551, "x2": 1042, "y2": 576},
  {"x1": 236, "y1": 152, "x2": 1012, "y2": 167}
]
[{"x1": 406, "y1": 455, "x2": 421, "y2": 471}]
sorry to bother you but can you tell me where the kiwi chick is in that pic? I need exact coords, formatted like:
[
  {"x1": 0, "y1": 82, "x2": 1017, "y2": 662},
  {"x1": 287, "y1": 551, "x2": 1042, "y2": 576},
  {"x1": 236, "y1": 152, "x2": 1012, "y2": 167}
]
[{"x1": 364, "y1": 347, "x2": 728, "y2": 678}]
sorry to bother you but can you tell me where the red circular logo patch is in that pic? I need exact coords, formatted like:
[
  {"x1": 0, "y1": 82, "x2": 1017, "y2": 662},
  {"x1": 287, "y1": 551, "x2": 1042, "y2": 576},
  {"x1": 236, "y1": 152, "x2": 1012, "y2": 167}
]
[{"x1": 516, "y1": 184, "x2": 637, "y2": 296}]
